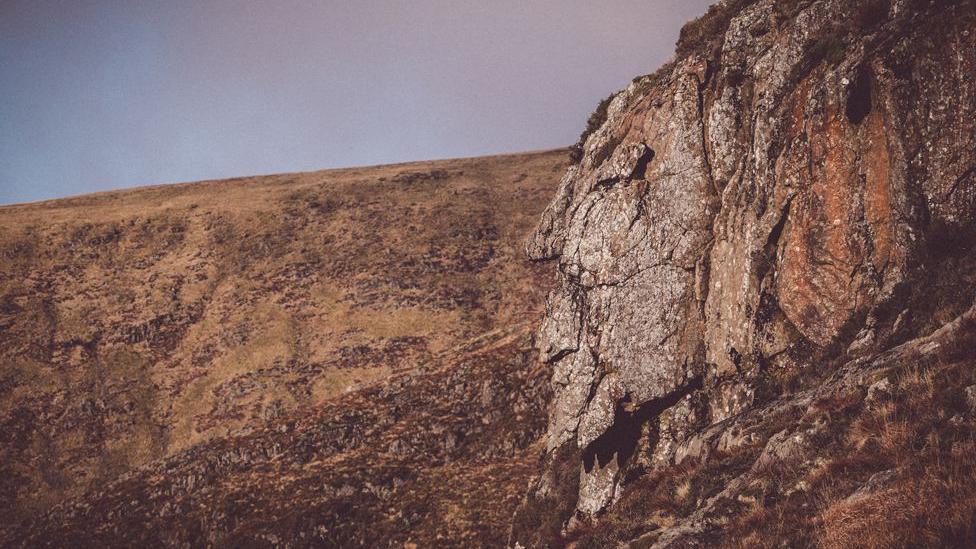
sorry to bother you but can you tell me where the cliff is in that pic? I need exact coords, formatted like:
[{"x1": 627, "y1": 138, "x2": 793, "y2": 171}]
[{"x1": 511, "y1": 0, "x2": 976, "y2": 546}]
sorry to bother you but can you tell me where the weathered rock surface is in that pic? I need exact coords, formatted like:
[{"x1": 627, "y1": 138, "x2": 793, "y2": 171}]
[{"x1": 512, "y1": 0, "x2": 976, "y2": 546}]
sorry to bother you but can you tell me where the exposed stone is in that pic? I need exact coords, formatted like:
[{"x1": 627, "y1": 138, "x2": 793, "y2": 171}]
[
  {"x1": 847, "y1": 469, "x2": 896, "y2": 500},
  {"x1": 865, "y1": 378, "x2": 893, "y2": 407},
  {"x1": 515, "y1": 0, "x2": 976, "y2": 532},
  {"x1": 965, "y1": 385, "x2": 976, "y2": 411}
]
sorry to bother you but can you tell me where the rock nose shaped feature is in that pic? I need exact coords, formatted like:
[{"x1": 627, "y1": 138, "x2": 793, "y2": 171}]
[{"x1": 526, "y1": 55, "x2": 718, "y2": 516}]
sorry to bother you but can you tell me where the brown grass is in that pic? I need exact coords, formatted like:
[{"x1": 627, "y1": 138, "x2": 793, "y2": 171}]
[
  {"x1": 0, "y1": 149, "x2": 567, "y2": 524},
  {"x1": 819, "y1": 450, "x2": 976, "y2": 549},
  {"x1": 727, "y1": 353, "x2": 976, "y2": 548},
  {"x1": 814, "y1": 357, "x2": 976, "y2": 549},
  {"x1": 570, "y1": 339, "x2": 976, "y2": 548},
  {"x1": 571, "y1": 444, "x2": 762, "y2": 548},
  {"x1": 675, "y1": 0, "x2": 754, "y2": 59},
  {"x1": 570, "y1": 94, "x2": 615, "y2": 163}
]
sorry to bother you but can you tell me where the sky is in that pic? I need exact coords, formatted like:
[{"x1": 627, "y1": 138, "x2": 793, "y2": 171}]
[{"x1": 0, "y1": 0, "x2": 713, "y2": 205}]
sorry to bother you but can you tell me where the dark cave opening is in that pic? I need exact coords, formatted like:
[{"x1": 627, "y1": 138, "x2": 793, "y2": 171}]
[
  {"x1": 633, "y1": 147, "x2": 656, "y2": 180},
  {"x1": 845, "y1": 66, "x2": 873, "y2": 125},
  {"x1": 582, "y1": 377, "x2": 702, "y2": 474}
]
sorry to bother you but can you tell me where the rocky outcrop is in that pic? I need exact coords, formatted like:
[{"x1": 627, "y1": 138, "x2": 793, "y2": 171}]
[{"x1": 513, "y1": 0, "x2": 976, "y2": 544}]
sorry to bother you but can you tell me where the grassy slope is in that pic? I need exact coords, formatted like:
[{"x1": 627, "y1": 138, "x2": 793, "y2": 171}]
[{"x1": 0, "y1": 149, "x2": 567, "y2": 528}]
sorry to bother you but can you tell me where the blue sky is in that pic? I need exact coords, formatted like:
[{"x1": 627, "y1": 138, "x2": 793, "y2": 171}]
[{"x1": 0, "y1": 0, "x2": 712, "y2": 205}]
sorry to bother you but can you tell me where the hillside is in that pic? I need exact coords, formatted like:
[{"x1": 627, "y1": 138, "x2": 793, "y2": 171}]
[
  {"x1": 0, "y1": 149, "x2": 567, "y2": 544},
  {"x1": 4, "y1": 0, "x2": 976, "y2": 547}
]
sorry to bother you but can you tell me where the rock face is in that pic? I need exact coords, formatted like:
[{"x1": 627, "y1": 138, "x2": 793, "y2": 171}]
[{"x1": 513, "y1": 0, "x2": 976, "y2": 544}]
